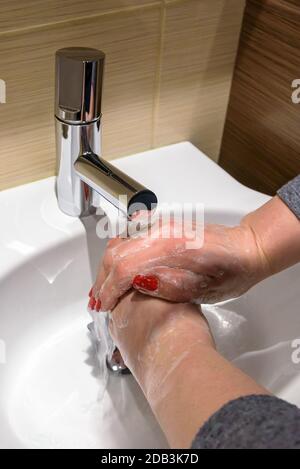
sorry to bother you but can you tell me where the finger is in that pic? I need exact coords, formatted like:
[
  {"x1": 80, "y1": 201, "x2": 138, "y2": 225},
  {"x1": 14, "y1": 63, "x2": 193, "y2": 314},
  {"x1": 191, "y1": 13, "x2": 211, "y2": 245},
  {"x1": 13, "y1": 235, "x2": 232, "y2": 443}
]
[
  {"x1": 92, "y1": 234, "x2": 165, "y2": 307},
  {"x1": 132, "y1": 267, "x2": 211, "y2": 302},
  {"x1": 91, "y1": 223, "x2": 165, "y2": 304},
  {"x1": 97, "y1": 210, "x2": 207, "y2": 296},
  {"x1": 98, "y1": 218, "x2": 234, "y2": 310},
  {"x1": 91, "y1": 237, "x2": 125, "y2": 298},
  {"x1": 98, "y1": 239, "x2": 210, "y2": 311},
  {"x1": 99, "y1": 262, "x2": 138, "y2": 311}
]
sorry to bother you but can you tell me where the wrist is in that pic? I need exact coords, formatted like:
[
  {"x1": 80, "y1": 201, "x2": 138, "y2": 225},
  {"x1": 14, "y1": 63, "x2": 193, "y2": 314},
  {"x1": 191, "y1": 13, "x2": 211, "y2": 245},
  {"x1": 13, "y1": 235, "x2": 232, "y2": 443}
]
[
  {"x1": 135, "y1": 304, "x2": 214, "y2": 402},
  {"x1": 239, "y1": 217, "x2": 273, "y2": 281},
  {"x1": 241, "y1": 196, "x2": 300, "y2": 276}
]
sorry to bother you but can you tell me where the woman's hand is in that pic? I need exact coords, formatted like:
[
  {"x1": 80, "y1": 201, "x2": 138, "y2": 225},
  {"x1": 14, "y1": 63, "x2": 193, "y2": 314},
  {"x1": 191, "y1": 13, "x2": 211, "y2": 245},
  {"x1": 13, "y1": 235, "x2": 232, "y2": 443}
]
[
  {"x1": 108, "y1": 291, "x2": 217, "y2": 448},
  {"x1": 90, "y1": 217, "x2": 270, "y2": 312},
  {"x1": 107, "y1": 292, "x2": 267, "y2": 448},
  {"x1": 89, "y1": 195, "x2": 300, "y2": 312},
  {"x1": 108, "y1": 291, "x2": 214, "y2": 385}
]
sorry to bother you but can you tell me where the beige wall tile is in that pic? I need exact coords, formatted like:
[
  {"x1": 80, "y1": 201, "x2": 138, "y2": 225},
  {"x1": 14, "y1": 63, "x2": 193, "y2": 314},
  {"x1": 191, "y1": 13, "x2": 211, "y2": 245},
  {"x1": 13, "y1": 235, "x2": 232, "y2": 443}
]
[
  {"x1": 0, "y1": 0, "x2": 245, "y2": 191},
  {"x1": 0, "y1": 0, "x2": 161, "y2": 33},
  {"x1": 153, "y1": 0, "x2": 245, "y2": 161},
  {"x1": 0, "y1": 7, "x2": 161, "y2": 190}
]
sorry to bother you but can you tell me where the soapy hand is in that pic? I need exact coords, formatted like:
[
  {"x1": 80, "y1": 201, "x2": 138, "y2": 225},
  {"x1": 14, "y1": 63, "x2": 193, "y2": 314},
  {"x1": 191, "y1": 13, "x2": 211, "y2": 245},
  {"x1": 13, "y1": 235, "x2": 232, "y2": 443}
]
[
  {"x1": 108, "y1": 291, "x2": 214, "y2": 385},
  {"x1": 90, "y1": 215, "x2": 271, "y2": 311},
  {"x1": 108, "y1": 290, "x2": 270, "y2": 449}
]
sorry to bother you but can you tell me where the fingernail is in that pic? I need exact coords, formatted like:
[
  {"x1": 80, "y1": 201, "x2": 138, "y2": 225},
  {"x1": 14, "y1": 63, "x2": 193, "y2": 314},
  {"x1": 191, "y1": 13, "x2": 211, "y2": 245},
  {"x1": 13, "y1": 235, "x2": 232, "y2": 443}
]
[
  {"x1": 88, "y1": 296, "x2": 96, "y2": 310},
  {"x1": 95, "y1": 299, "x2": 102, "y2": 312},
  {"x1": 88, "y1": 287, "x2": 93, "y2": 297},
  {"x1": 132, "y1": 275, "x2": 158, "y2": 292}
]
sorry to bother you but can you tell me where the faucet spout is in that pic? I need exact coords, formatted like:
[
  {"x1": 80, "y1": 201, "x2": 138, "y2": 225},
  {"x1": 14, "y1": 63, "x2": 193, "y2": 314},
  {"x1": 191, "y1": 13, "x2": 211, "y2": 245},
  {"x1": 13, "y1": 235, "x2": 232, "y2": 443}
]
[
  {"x1": 74, "y1": 151, "x2": 157, "y2": 216},
  {"x1": 55, "y1": 47, "x2": 157, "y2": 217}
]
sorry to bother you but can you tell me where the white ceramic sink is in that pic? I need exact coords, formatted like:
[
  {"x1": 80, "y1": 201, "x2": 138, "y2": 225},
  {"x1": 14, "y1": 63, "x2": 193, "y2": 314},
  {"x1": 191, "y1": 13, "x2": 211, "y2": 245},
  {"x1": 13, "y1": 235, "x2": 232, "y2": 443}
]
[{"x1": 0, "y1": 142, "x2": 299, "y2": 449}]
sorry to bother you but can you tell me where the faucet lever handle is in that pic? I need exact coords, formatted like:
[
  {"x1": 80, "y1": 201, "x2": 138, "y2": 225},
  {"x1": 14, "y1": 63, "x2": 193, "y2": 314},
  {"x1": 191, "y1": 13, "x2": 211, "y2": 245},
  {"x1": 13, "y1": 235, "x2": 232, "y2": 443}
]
[{"x1": 55, "y1": 47, "x2": 105, "y2": 124}]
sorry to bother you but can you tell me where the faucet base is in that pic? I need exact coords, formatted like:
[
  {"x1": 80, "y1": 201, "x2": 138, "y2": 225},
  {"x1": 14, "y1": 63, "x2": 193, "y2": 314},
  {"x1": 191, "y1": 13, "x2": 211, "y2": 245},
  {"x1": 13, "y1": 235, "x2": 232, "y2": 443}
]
[{"x1": 106, "y1": 348, "x2": 131, "y2": 375}]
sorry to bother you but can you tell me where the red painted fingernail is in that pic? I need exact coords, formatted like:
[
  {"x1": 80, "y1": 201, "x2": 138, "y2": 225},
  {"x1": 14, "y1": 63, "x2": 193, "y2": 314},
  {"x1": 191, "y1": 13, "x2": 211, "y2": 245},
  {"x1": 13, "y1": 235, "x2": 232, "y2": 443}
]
[
  {"x1": 132, "y1": 275, "x2": 158, "y2": 292},
  {"x1": 88, "y1": 287, "x2": 93, "y2": 297},
  {"x1": 95, "y1": 299, "x2": 102, "y2": 312},
  {"x1": 88, "y1": 297, "x2": 96, "y2": 310}
]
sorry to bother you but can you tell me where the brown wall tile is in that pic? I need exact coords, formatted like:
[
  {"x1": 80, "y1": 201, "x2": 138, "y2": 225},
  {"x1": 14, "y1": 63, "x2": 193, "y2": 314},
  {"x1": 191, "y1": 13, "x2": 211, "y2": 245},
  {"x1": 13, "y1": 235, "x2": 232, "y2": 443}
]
[
  {"x1": 219, "y1": 0, "x2": 300, "y2": 194},
  {"x1": 0, "y1": 0, "x2": 245, "y2": 191},
  {"x1": 0, "y1": 7, "x2": 161, "y2": 190},
  {"x1": 153, "y1": 0, "x2": 245, "y2": 161},
  {"x1": 0, "y1": 0, "x2": 160, "y2": 33}
]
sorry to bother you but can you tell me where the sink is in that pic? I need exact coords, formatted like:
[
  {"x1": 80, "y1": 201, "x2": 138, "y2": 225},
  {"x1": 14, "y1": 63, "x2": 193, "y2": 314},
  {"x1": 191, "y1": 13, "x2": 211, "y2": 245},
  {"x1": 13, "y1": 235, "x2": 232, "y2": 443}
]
[{"x1": 0, "y1": 141, "x2": 299, "y2": 448}]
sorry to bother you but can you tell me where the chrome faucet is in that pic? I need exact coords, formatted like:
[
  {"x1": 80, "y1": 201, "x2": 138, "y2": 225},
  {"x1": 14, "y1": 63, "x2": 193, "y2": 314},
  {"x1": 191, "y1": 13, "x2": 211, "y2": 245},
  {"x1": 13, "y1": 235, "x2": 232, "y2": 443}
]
[
  {"x1": 55, "y1": 47, "x2": 157, "y2": 218},
  {"x1": 55, "y1": 47, "x2": 158, "y2": 375}
]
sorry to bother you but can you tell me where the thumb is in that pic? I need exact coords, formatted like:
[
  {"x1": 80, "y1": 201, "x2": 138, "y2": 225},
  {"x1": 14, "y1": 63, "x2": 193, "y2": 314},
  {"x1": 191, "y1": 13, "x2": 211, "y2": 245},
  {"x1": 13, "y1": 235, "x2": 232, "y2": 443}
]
[{"x1": 132, "y1": 266, "x2": 210, "y2": 303}]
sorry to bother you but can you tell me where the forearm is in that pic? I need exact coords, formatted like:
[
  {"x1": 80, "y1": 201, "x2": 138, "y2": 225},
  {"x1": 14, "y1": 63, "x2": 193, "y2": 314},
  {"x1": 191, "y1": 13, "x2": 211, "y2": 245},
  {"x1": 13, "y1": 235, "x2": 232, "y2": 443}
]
[
  {"x1": 242, "y1": 195, "x2": 300, "y2": 277},
  {"x1": 134, "y1": 315, "x2": 268, "y2": 449}
]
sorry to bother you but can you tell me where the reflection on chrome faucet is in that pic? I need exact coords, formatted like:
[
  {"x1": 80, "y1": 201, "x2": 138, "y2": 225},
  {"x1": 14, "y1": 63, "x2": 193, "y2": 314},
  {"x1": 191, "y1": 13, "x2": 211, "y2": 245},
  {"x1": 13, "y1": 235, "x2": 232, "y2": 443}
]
[{"x1": 55, "y1": 47, "x2": 157, "y2": 218}]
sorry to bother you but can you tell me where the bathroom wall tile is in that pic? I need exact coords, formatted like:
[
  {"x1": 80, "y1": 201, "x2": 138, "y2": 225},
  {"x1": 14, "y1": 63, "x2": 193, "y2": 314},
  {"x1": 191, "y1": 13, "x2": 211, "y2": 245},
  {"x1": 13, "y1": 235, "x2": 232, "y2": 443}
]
[
  {"x1": 0, "y1": 7, "x2": 161, "y2": 190},
  {"x1": 153, "y1": 0, "x2": 245, "y2": 161},
  {"x1": 0, "y1": 0, "x2": 161, "y2": 33}
]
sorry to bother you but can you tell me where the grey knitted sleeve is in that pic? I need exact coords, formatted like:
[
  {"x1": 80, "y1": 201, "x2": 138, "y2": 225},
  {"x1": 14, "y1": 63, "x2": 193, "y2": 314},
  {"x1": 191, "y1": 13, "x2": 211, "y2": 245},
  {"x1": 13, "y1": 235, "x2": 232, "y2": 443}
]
[
  {"x1": 277, "y1": 174, "x2": 300, "y2": 220},
  {"x1": 191, "y1": 394, "x2": 300, "y2": 449}
]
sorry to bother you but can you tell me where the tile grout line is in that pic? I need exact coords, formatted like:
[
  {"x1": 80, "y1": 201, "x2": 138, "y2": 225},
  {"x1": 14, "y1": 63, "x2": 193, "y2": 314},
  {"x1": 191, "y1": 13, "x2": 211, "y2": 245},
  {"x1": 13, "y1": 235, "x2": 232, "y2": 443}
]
[
  {"x1": 151, "y1": 3, "x2": 166, "y2": 148},
  {"x1": 163, "y1": 0, "x2": 187, "y2": 5},
  {"x1": 0, "y1": 1, "x2": 162, "y2": 38}
]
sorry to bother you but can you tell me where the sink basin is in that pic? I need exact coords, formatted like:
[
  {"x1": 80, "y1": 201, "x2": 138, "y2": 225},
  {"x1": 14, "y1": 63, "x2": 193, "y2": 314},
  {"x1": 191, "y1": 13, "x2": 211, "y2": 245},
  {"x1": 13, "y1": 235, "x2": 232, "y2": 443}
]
[{"x1": 0, "y1": 142, "x2": 299, "y2": 448}]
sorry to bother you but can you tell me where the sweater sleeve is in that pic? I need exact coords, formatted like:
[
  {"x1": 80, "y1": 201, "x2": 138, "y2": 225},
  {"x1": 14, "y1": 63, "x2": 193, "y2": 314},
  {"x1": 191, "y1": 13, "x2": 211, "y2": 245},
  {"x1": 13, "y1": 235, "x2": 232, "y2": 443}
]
[
  {"x1": 277, "y1": 174, "x2": 300, "y2": 220},
  {"x1": 191, "y1": 394, "x2": 300, "y2": 449}
]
